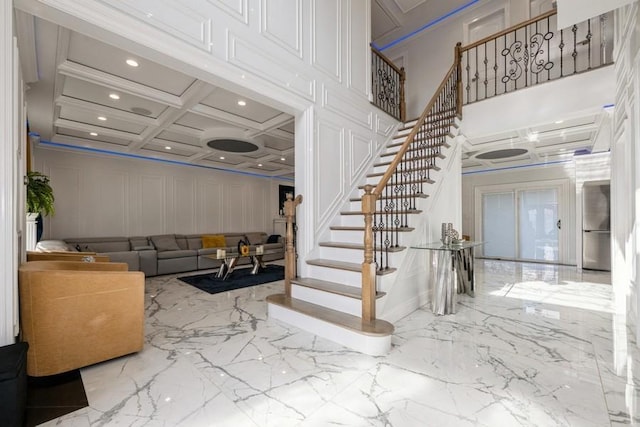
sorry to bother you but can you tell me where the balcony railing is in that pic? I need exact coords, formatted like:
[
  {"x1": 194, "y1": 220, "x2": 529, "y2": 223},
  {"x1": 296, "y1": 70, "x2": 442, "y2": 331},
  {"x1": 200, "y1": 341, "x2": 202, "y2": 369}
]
[
  {"x1": 371, "y1": 46, "x2": 406, "y2": 121},
  {"x1": 459, "y1": 9, "x2": 614, "y2": 104}
]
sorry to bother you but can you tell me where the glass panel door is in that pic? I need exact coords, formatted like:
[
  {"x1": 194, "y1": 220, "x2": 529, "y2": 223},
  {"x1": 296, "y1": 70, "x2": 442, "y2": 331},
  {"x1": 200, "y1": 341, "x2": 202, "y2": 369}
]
[
  {"x1": 518, "y1": 188, "x2": 559, "y2": 262},
  {"x1": 482, "y1": 192, "x2": 515, "y2": 258}
]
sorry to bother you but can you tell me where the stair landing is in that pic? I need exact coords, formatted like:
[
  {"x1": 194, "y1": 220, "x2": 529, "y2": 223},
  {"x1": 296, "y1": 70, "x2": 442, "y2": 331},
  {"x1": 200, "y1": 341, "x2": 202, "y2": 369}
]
[{"x1": 267, "y1": 293, "x2": 393, "y2": 355}]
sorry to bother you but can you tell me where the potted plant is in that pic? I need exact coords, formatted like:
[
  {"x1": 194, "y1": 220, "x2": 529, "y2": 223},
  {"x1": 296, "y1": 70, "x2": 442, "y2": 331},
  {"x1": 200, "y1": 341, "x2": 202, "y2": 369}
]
[
  {"x1": 26, "y1": 171, "x2": 55, "y2": 216},
  {"x1": 25, "y1": 171, "x2": 55, "y2": 250}
]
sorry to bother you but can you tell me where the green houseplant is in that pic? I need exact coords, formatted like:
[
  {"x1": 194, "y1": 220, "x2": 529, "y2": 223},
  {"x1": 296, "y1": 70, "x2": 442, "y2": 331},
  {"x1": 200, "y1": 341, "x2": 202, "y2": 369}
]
[{"x1": 26, "y1": 171, "x2": 55, "y2": 216}]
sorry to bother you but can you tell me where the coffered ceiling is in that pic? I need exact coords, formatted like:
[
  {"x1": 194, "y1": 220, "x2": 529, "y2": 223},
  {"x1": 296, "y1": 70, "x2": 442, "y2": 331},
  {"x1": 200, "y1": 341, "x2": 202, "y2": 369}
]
[{"x1": 17, "y1": 13, "x2": 295, "y2": 179}]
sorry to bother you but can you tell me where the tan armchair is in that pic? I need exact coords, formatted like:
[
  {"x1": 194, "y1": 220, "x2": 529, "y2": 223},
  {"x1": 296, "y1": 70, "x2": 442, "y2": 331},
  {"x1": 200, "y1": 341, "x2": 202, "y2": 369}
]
[
  {"x1": 18, "y1": 260, "x2": 145, "y2": 377},
  {"x1": 26, "y1": 251, "x2": 110, "y2": 263}
]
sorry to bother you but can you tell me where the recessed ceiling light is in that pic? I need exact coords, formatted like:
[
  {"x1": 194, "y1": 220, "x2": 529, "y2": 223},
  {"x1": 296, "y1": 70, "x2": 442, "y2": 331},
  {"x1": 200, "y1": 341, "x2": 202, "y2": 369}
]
[
  {"x1": 89, "y1": 132, "x2": 98, "y2": 136},
  {"x1": 280, "y1": 157, "x2": 286, "y2": 161},
  {"x1": 258, "y1": 163, "x2": 263, "y2": 167},
  {"x1": 237, "y1": 100, "x2": 246, "y2": 106},
  {"x1": 527, "y1": 132, "x2": 539, "y2": 142},
  {"x1": 165, "y1": 146, "x2": 171, "y2": 150},
  {"x1": 126, "y1": 59, "x2": 139, "y2": 67},
  {"x1": 109, "y1": 93, "x2": 120, "y2": 100},
  {"x1": 97, "y1": 116, "x2": 107, "y2": 121},
  {"x1": 219, "y1": 156, "x2": 225, "y2": 160},
  {"x1": 555, "y1": 120, "x2": 564, "y2": 124}
]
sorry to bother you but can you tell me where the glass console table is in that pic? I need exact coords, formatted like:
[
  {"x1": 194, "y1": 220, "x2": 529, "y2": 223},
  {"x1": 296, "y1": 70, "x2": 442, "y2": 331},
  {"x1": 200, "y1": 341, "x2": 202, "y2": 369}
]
[{"x1": 411, "y1": 241, "x2": 483, "y2": 315}]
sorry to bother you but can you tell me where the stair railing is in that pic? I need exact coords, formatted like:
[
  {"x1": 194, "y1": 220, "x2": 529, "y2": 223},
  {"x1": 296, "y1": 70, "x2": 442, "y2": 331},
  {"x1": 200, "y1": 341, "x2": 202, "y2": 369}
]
[
  {"x1": 460, "y1": 9, "x2": 613, "y2": 104},
  {"x1": 371, "y1": 46, "x2": 406, "y2": 121},
  {"x1": 284, "y1": 193, "x2": 302, "y2": 297},
  {"x1": 361, "y1": 48, "x2": 462, "y2": 321}
]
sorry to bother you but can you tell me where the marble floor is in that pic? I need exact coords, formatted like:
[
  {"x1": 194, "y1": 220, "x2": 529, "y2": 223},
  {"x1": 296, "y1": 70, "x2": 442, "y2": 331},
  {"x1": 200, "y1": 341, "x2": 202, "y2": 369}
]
[{"x1": 42, "y1": 260, "x2": 639, "y2": 426}]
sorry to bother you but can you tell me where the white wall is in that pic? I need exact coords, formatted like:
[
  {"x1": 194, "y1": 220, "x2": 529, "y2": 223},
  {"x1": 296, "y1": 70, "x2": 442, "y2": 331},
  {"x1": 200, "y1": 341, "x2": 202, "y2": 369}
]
[
  {"x1": 15, "y1": 0, "x2": 399, "y2": 273},
  {"x1": 462, "y1": 162, "x2": 577, "y2": 264},
  {"x1": 557, "y1": 0, "x2": 635, "y2": 28},
  {"x1": 612, "y1": 2, "x2": 640, "y2": 343},
  {"x1": 34, "y1": 145, "x2": 290, "y2": 239}
]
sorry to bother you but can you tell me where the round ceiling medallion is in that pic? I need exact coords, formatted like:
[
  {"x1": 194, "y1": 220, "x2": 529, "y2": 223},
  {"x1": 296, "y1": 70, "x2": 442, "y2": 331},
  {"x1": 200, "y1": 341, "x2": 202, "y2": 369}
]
[
  {"x1": 206, "y1": 139, "x2": 259, "y2": 153},
  {"x1": 475, "y1": 148, "x2": 528, "y2": 160}
]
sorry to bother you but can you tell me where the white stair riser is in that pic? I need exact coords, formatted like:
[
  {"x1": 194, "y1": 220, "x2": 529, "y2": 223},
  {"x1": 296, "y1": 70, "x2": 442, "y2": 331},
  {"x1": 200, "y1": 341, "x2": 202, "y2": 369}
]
[
  {"x1": 329, "y1": 229, "x2": 415, "y2": 245},
  {"x1": 291, "y1": 285, "x2": 361, "y2": 316},
  {"x1": 340, "y1": 212, "x2": 420, "y2": 227},
  {"x1": 306, "y1": 264, "x2": 361, "y2": 285},
  {"x1": 267, "y1": 303, "x2": 391, "y2": 356}
]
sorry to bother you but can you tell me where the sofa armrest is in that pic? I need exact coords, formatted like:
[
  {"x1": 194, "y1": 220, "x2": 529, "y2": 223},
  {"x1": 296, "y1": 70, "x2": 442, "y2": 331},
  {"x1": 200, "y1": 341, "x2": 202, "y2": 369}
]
[{"x1": 138, "y1": 249, "x2": 157, "y2": 277}]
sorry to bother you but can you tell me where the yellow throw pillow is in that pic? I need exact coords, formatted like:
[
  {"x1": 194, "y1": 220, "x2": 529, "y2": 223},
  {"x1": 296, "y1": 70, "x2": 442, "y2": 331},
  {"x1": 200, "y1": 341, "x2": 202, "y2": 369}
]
[{"x1": 202, "y1": 234, "x2": 226, "y2": 248}]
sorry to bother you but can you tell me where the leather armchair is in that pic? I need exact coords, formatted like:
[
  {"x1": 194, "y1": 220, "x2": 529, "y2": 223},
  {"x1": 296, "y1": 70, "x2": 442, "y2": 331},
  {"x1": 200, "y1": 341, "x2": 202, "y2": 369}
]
[{"x1": 18, "y1": 260, "x2": 145, "y2": 376}]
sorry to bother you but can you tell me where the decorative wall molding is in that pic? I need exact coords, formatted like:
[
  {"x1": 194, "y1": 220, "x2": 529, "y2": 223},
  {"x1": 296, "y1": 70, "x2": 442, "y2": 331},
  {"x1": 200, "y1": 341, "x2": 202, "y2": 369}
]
[
  {"x1": 311, "y1": 0, "x2": 342, "y2": 81},
  {"x1": 96, "y1": 0, "x2": 213, "y2": 52},
  {"x1": 321, "y1": 84, "x2": 373, "y2": 130},
  {"x1": 349, "y1": 131, "x2": 373, "y2": 186},
  {"x1": 315, "y1": 117, "x2": 345, "y2": 230},
  {"x1": 346, "y1": 0, "x2": 369, "y2": 97},
  {"x1": 227, "y1": 32, "x2": 315, "y2": 100},
  {"x1": 260, "y1": 0, "x2": 303, "y2": 58},
  {"x1": 206, "y1": 0, "x2": 249, "y2": 25}
]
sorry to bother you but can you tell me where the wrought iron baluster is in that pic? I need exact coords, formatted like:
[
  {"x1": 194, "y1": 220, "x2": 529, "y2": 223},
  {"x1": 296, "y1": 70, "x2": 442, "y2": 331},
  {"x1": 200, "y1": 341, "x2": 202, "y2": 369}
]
[
  {"x1": 547, "y1": 16, "x2": 551, "y2": 81},
  {"x1": 560, "y1": 28, "x2": 565, "y2": 77},
  {"x1": 483, "y1": 43, "x2": 488, "y2": 99},
  {"x1": 587, "y1": 19, "x2": 592, "y2": 69},
  {"x1": 474, "y1": 47, "x2": 479, "y2": 102},
  {"x1": 465, "y1": 50, "x2": 471, "y2": 103},
  {"x1": 494, "y1": 39, "x2": 498, "y2": 97}
]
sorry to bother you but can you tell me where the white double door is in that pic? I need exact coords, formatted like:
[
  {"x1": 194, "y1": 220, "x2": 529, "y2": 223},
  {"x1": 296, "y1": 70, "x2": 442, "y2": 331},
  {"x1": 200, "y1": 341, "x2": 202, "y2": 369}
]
[{"x1": 480, "y1": 185, "x2": 564, "y2": 263}]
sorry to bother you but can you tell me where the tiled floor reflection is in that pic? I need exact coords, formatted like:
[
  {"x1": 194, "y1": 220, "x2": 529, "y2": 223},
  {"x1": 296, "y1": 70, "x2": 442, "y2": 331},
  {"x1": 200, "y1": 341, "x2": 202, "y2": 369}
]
[{"x1": 43, "y1": 260, "x2": 640, "y2": 426}]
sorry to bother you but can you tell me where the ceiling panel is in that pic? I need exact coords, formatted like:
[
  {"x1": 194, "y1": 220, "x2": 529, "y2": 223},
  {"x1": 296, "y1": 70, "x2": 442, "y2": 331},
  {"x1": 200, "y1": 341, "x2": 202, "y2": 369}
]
[
  {"x1": 56, "y1": 127, "x2": 132, "y2": 146},
  {"x1": 200, "y1": 88, "x2": 283, "y2": 123},
  {"x1": 58, "y1": 106, "x2": 147, "y2": 134},
  {"x1": 175, "y1": 112, "x2": 242, "y2": 132},
  {"x1": 62, "y1": 77, "x2": 168, "y2": 118},
  {"x1": 155, "y1": 130, "x2": 202, "y2": 147},
  {"x1": 67, "y1": 32, "x2": 196, "y2": 96}
]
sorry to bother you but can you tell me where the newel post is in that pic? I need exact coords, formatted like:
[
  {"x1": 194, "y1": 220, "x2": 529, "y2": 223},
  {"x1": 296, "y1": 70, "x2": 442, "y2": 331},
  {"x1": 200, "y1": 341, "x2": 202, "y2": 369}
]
[
  {"x1": 284, "y1": 193, "x2": 302, "y2": 298},
  {"x1": 454, "y1": 42, "x2": 463, "y2": 116},
  {"x1": 361, "y1": 185, "x2": 377, "y2": 322}
]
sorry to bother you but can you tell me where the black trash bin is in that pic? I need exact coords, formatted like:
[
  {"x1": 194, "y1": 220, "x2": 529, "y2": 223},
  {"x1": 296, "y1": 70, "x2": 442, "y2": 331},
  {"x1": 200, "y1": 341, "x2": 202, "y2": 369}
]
[{"x1": 0, "y1": 342, "x2": 28, "y2": 427}]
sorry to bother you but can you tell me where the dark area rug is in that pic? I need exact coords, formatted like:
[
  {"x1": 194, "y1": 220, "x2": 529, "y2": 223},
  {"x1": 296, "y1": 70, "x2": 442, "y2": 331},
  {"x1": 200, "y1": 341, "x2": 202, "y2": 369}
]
[
  {"x1": 25, "y1": 369, "x2": 88, "y2": 426},
  {"x1": 178, "y1": 264, "x2": 284, "y2": 295}
]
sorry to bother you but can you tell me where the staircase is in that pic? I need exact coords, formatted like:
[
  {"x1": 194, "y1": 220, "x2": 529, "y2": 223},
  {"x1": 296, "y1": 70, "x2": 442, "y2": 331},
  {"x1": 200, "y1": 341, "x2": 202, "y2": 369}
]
[{"x1": 267, "y1": 61, "x2": 462, "y2": 354}]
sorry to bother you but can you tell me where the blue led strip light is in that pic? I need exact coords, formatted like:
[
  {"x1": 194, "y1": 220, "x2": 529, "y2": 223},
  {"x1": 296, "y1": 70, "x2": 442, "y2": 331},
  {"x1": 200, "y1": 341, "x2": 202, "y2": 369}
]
[
  {"x1": 39, "y1": 140, "x2": 294, "y2": 182},
  {"x1": 373, "y1": 0, "x2": 481, "y2": 51}
]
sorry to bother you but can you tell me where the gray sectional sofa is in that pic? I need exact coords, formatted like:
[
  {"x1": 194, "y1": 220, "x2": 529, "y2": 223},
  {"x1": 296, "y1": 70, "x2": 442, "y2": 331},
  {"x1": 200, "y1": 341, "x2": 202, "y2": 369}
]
[{"x1": 63, "y1": 232, "x2": 284, "y2": 277}]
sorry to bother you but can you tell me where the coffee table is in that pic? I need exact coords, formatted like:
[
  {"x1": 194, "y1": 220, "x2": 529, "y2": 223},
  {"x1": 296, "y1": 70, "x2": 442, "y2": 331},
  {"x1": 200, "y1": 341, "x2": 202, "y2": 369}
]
[{"x1": 207, "y1": 250, "x2": 266, "y2": 280}]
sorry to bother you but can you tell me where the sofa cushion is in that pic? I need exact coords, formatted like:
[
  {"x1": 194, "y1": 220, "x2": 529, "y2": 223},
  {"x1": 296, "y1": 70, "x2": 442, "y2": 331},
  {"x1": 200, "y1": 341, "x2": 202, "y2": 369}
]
[
  {"x1": 64, "y1": 237, "x2": 130, "y2": 253},
  {"x1": 245, "y1": 232, "x2": 266, "y2": 245},
  {"x1": 156, "y1": 249, "x2": 197, "y2": 260},
  {"x1": 151, "y1": 235, "x2": 180, "y2": 252},
  {"x1": 34, "y1": 240, "x2": 75, "y2": 252},
  {"x1": 202, "y1": 234, "x2": 226, "y2": 248}
]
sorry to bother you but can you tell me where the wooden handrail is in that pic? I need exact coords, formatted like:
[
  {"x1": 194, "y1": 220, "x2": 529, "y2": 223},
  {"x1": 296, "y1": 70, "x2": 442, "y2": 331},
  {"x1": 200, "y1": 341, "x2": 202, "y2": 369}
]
[
  {"x1": 284, "y1": 193, "x2": 302, "y2": 297},
  {"x1": 461, "y1": 9, "x2": 557, "y2": 52},
  {"x1": 373, "y1": 62, "x2": 457, "y2": 196},
  {"x1": 371, "y1": 45, "x2": 404, "y2": 75}
]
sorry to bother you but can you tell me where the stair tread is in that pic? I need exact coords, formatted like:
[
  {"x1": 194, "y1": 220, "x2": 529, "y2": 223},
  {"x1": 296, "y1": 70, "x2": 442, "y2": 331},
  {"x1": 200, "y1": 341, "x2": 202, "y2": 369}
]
[
  {"x1": 330, "y1": 226, "x2": 415, "y2": 232},
  {"x1": 267, "y1": 294, "x2": 394, "y2": 337},
  {"x1": 307, "y1": 258, "x2": 397, "y2": 276},
  {"x1": 340, "y1": 210, "x2": 423, "y2": 215},
  {"x1": 319, "y1": 241, "x2": 406, "y2": 252},
  {"x1": 350, "y1": 193, "x2": 429, "y2": 202},
  {"x1": 291, "y1": 277, "x2": 386, "y2": 299}
]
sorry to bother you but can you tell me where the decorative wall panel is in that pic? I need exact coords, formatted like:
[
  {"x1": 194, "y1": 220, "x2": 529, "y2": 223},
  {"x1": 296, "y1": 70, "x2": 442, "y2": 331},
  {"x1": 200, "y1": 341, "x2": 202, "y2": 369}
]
[
  {"x1": 322, "y1": 85, "x2": 372, "y2": 129},
  {"x1": 86, "y1": 171, "x2": 127, "y2": 235},
  {"x1": 174, "y1": 178, "x2": 196, "y2": 233},
  {"x1": 99, "y1": 0, "x2": 213, "y2": 52},
  {"x1": 48, "y1": 167, "x2": 81, "y2": 238},
  {"x1": 227, "y1": 33, "x2": 315, "y2": 100},
  {"x1": 199, "y1": 180, "x2": 223, "y2": 232},
  {"x1": 311, "y1": 0, "x2": 342, "y2": 80},
  {"x1": 349, "y1": 131, "x2": 373, "y2": 186},
  {"x1": 206, "y1": 0, "x2": 249, "y2": 24},
  {"x1": 261, "y1": 0, "x2": 303, "y2": 57},
  {"x1": 227, "y1": 184, "x2": 245, "y2": 231},
  {"x1": 140, "y1": 175, "x2": 165, "y2": 235},
  {"x1": 348, "y1": 0, "x2": 368, "y2": 96},
  {"x1": 316, "y1": 118, "x2": 345, "y2": 227}
]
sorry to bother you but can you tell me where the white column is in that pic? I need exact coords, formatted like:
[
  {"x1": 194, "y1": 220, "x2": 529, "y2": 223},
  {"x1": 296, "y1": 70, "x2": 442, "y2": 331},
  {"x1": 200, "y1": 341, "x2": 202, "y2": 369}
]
[{"x1": 0, "y1": 0, "x2": 17, "y2": 346}]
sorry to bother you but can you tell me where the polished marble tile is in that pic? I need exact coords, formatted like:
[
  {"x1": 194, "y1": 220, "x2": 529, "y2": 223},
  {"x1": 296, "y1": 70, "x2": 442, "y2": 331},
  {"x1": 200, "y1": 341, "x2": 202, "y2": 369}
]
[{"x1": 43, "y1": 260, "x2": 640, "y2": 426}]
